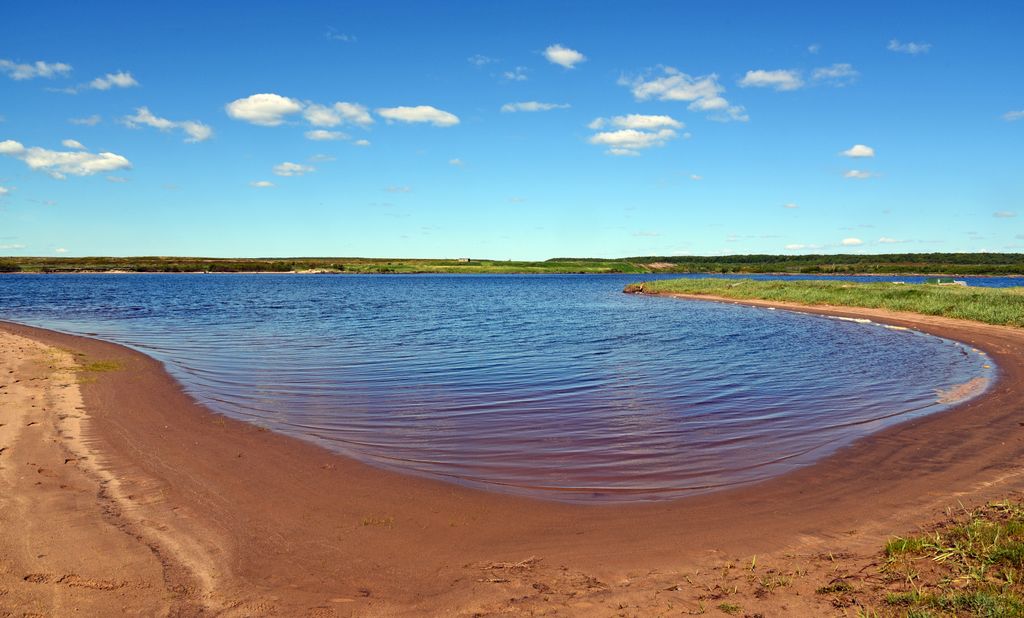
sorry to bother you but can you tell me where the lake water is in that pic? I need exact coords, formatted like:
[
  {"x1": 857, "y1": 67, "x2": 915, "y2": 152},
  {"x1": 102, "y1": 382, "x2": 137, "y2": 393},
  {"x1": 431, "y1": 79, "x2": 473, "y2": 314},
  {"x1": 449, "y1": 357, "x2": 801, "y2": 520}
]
[{"x1": 0, "y1": 273, "x2": 1001, "y2": 502}]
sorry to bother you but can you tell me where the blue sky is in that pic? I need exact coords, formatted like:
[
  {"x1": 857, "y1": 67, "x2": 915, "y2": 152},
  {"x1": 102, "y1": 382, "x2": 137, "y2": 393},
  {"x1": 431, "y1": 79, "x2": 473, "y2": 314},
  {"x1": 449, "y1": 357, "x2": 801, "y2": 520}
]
[{"x1": 1, "y1": 1, "x2": 1021, "y2": 259}]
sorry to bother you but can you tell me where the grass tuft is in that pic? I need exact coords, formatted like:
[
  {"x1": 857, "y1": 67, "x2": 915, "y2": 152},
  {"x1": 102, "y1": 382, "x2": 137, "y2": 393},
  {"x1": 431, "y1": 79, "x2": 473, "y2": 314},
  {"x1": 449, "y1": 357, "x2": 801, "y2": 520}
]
[
  {"x1": 79, "y1": 360, "x2": 121, "y2": 372},
  {"x1": 877, "y1": 499, "x2": 1024, "y2": 616}
]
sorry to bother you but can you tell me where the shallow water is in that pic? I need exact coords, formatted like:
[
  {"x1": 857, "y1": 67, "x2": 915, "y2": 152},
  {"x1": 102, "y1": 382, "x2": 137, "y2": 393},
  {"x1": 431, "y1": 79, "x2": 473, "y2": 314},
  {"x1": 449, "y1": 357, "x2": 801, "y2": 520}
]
[{"x1": 0, "y1": 273, "x2": 998, "y2": 501}]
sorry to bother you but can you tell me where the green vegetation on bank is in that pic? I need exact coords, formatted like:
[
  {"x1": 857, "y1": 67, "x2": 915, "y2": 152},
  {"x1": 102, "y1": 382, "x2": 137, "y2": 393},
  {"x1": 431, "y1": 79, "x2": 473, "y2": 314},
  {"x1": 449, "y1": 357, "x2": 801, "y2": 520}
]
[
  {"x1": 615, "y1": 252, "x2": 1024, "y2": 275},
  {"x1": 629, "y1": 278, "x2": 1024, "y2": 327},
  {"x1": 878, "y1": 500, "x2": 1024, "y2": 617},
  {"x1": 1, "y1": 253, "x2": 1023, "y2": 275},
  {"x1": 0, "y1": 256, "x2": 646, "y2": 274}
]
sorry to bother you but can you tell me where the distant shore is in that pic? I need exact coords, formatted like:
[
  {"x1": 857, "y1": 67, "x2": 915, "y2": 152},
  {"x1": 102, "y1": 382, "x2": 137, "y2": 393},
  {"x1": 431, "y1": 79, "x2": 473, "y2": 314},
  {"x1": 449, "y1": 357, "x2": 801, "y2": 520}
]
[
  {"x1": 6, "y1": 268, "x2": 1024, "y2": 277},
  {"x1": 2, "y1": 296, "x2": 1024, "y2": 614},
  {"x1": 3, "y1": 252, "x2": 1024, "y2": 276}
]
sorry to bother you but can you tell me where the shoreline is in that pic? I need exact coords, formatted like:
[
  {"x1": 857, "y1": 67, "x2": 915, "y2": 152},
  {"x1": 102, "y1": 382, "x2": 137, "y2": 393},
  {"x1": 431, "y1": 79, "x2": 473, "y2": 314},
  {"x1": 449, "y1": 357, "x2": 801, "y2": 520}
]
[{"x1": 2, "y1": 301, "x2": 1024, "y2": 614}]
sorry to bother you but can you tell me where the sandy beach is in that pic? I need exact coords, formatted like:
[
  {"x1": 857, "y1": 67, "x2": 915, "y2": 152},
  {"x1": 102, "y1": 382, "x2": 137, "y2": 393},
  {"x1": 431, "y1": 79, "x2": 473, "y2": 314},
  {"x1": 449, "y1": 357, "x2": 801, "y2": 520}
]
[{"x1": 1, "y1": 299, "x2": 1023, "y2": 616}]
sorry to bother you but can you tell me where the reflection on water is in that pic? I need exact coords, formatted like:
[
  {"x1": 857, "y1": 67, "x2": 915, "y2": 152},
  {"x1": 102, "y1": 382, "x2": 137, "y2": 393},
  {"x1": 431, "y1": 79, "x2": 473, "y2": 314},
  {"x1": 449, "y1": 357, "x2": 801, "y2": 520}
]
[{"x1": 0, "y1": 273, "x2": 997, "y2": 502}]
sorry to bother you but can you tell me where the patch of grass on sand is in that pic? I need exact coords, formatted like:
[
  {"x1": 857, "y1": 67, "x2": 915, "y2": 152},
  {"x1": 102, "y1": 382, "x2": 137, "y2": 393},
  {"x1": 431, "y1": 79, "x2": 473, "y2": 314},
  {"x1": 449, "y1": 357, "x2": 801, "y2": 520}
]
[
  {"x1": 716, "y1": 601, "x2": 742, "y2": 615},
  {"x1": 78, "y1": 360, "x2": 121, "y2": 372},
  {"x1": 628, "y1": 278, "x2": 1024, "y2": 328},
  {"x1": 361, "y1": 515, "x2": 395, "y2": 528},
  {"x1": 877, "y1": 500, "x2": 1024, "y2": 616}
]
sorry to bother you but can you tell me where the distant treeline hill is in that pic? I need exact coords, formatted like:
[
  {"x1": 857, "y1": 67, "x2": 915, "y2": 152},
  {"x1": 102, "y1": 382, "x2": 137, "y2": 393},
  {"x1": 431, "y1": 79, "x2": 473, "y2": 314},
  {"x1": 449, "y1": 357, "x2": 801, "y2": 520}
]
[{"x1": 0, "y1": 253, "x2": 1022, "y2": 275}]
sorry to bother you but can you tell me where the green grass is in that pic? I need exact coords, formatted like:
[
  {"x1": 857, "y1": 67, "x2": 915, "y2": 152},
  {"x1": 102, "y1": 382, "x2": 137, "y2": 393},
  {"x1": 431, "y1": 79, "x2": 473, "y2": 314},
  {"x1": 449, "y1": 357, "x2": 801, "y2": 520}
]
[
  {"x1": 629, "y1": 278, "x2": 1024, "y2": 328},
  {"x1": 878, "y1": 500, "x2": 1024, "y2": 617},
  {"x1": 78, "y1": 360, "x2": 121, "y2": 372}
]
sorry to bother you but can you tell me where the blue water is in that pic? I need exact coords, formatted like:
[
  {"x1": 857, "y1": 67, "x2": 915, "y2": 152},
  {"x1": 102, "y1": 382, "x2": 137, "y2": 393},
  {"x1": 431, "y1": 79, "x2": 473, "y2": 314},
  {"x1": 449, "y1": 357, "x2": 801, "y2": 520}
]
[{"x1": 0, "y1": 273, "x2": 999, "y2": 501}]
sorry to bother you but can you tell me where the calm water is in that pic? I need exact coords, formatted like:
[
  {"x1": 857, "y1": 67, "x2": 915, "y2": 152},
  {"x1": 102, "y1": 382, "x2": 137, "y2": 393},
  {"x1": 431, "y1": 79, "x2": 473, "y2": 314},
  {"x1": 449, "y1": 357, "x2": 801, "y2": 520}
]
[{"x1": 0, "y1": 273, "x2": 1000, "y2": 502}]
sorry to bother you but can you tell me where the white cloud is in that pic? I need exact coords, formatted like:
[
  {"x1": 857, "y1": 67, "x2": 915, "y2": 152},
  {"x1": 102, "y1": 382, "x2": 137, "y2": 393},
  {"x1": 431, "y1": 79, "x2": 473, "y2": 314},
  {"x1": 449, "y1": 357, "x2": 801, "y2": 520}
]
[
  {"x1": 589, "y1": 128, "x2": 678, "y2": 156},
  {"x1": 783, "y1": 203, "x2": 799, "y2": 209},
  {"x1": 303, "y1": 104, "x2": 340, "y2": 127},
  {"x1": 878, "y1": 237, "x2": 907, "y2": 244},
  {"x1": 468, "y1": 54, "x2": 497, "y2": 66},
  {"x1": 122, "y1": 107, "x2": 213, "y2": 143},
  {"x1": 690, "y1": 174, "x2": 702, "y2": 181},
  {"x1": 841, "y1": 237, "x2": 864, "y2": 246},
  {"x1": 0, "y1": 59, "x2": 72, "y2": 80},
  {"x1": 620, "y1": 67, "x2": 748, "y2": 122},
  {"x1": 107, "y1": 175, "x2": 128, "y2": 183},
  {"x1": 738, "y1": 69, "x2": 804, "y2": 91},
  {"x1": 844, "y1": 169, "x2": 875, "y2": 180},
  {"x1": 273, "y1": 162, "x2": 314, "y2": 177},
  {"x1": 123, "y1": 107, "x2": 174, "y2": 131},
  {"x1": 250, "y1": 180, "x2": 274, "y2": 188},
  {"x1": 0, "y1": 140, "x2": 25, "y2": 155},
  {"x1": 376, "y1": 105, "x2": 459, "y2": 126},
  {"x1": 69, "y1": 115, "x2": 101, "y2": 126},
  {"x1": 544, "y1": 44, "x2": 586, "y2": 69},
  {"x1": 808, "y1": 44, "x2": 821, "y2": 54},
  {"x1": 811, "y1": 63, "x2": 858, "y2": 86},
  {"x1": 1003, "y1": 110, "x2": 1024, "y2": 122},
  {"x1": 0, "y1": 139, "x2": 131, "y2": 179},
  {"x1": 62, "y1": 139, "x2": 86, "y2": 150},
  {"x1": 226, "y1": 93, "x2": 304, "y2": 126},
  {"x1": 386, "y1": 186, "x2": 412, "y2": 193},
  {"x1": 449, "y1": 158, "x2": 464, "y2": 166},
  {"x1": 0, "y1": 243, "x2": 25, "y2": 250},
  {"x1": 591, "y1": 114, "x2": 683, "y2": 130},
  {"x1": 325, "y1": 28, "x2": 356, "y2": 42},
  {"x1": 305, "y1": 129, "x2": 348, "y2": 141},
  {"x1": 500, "y1": 101, "x2": 570, "y2": 112},
  {"x1": 994, "y1": 211, "x2": 1017, "y2": 218},
  {"x1": 888, "y1": 40, "x2": 931, "y2": 55},
  {"x1": 55, "y1": 247, "x2": 68, "y2": 254},
  {"x1": 784, "y1": 243, "x2": 822, "y2": 251},
  {"x1": 502, "y1": 66, "x2": 528, "y2": 81},
  {"x1": 89, "y1": 71, "x2": 138, "y2": 90},
  {"x1": 308, "y1": 154, "x2": 335, "y2": 162},
  {"x1": 303, "y1": 101, "x2": 373, "y2": 127},
  {"x1": 0, "y1": 186, "x2": 9, "y2": 196},
  {"x1": 353, "y1": 139, "x2": 371, "y2": 147},
  {"x1": 841, "y1": 144, "x2": 875, "y2": 158},
  {"x1": 180, "y1": 121, "x2": 213, "y2": 142}
]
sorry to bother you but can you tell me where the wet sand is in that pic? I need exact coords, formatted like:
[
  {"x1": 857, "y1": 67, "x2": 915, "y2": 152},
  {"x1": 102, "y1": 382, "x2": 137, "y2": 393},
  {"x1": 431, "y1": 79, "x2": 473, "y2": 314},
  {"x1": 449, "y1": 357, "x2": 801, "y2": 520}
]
[{"x1": 1, "y1": 297, "x2": 1022, "y2": 616}]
